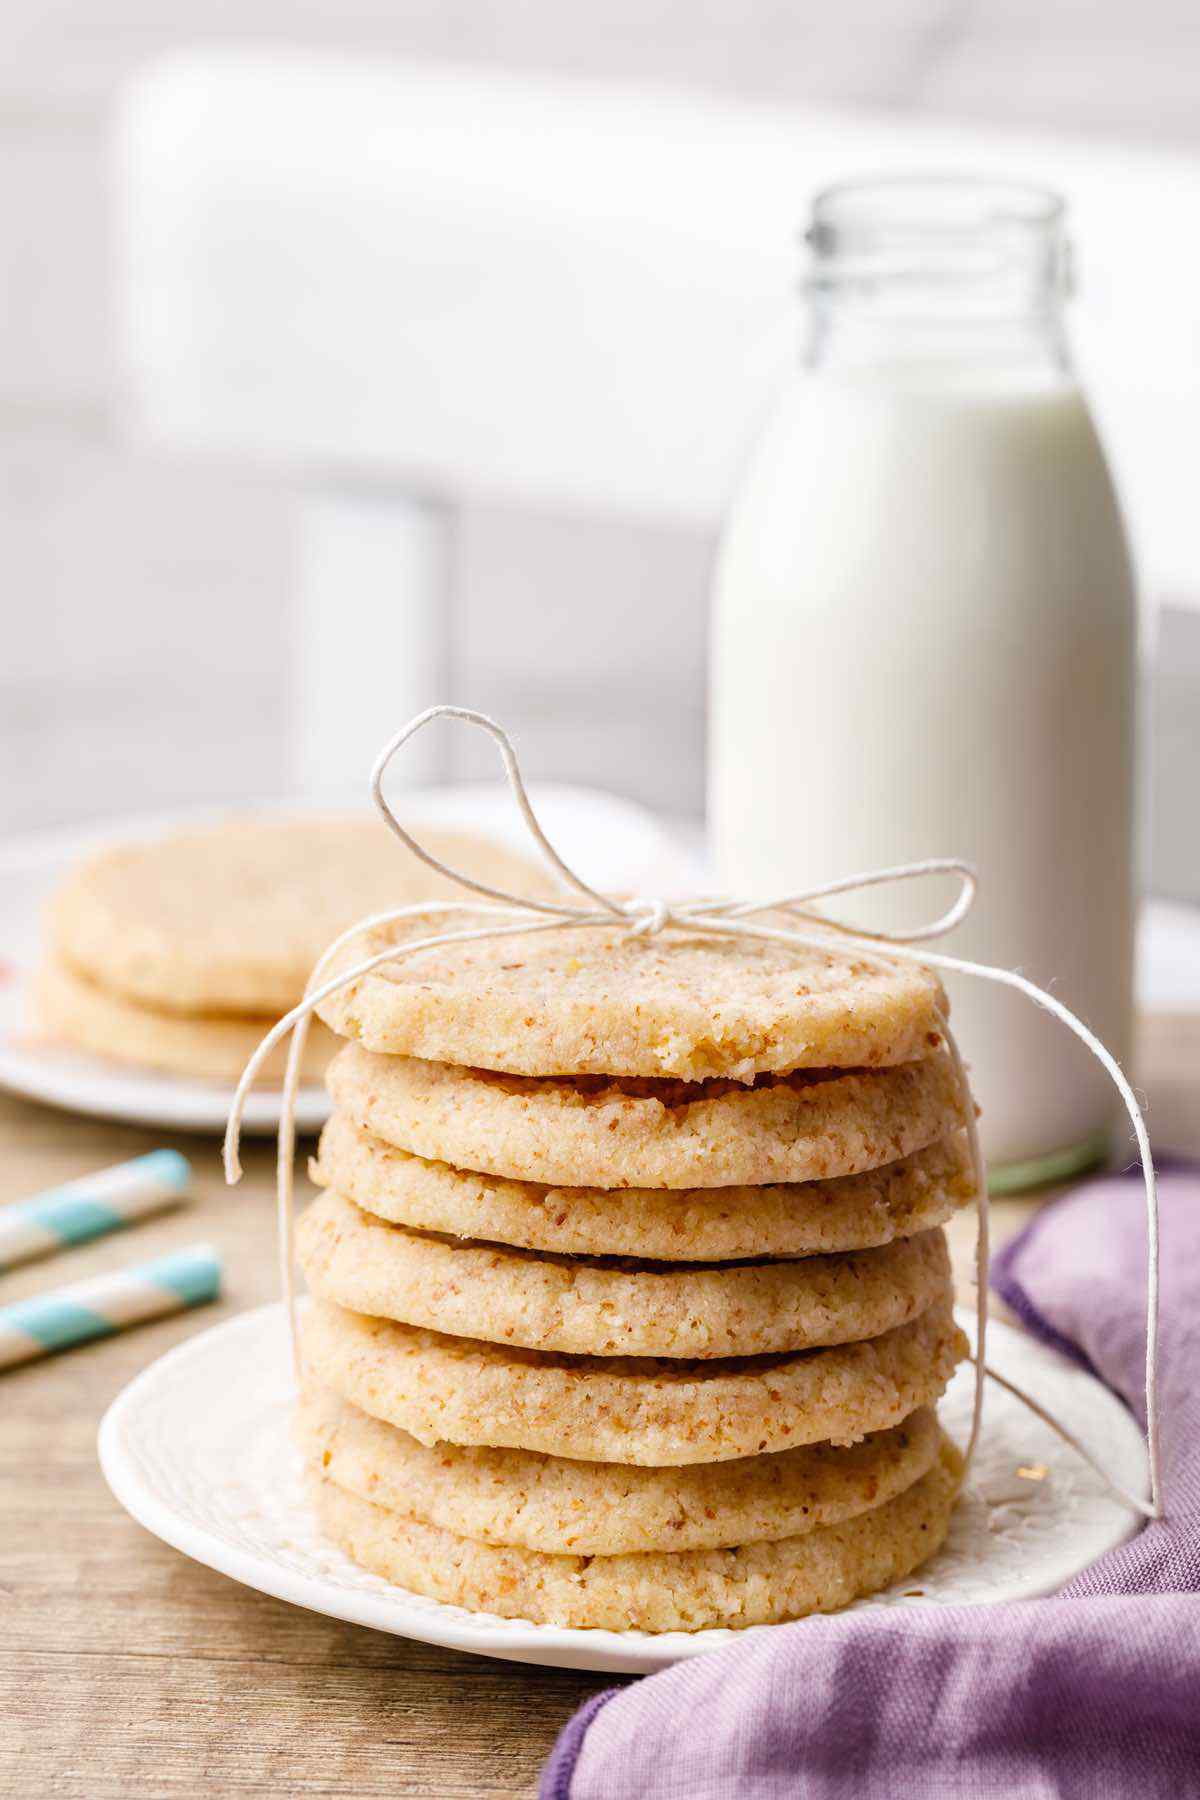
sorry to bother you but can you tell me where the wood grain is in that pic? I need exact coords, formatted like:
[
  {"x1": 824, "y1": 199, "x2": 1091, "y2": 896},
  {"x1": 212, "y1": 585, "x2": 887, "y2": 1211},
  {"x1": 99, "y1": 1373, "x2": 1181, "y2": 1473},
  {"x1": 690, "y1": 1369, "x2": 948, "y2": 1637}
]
[{"x1": 1, "y1": 1012, "x2": 1194, "y2": 1797}]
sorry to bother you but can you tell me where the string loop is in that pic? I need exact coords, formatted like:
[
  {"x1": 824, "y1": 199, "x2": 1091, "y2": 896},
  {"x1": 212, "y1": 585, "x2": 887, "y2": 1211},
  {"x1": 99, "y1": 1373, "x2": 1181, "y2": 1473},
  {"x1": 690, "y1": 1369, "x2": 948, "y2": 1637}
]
[{"x1": 224, "y1": 704, "x2": 1162, "y2": 1525}]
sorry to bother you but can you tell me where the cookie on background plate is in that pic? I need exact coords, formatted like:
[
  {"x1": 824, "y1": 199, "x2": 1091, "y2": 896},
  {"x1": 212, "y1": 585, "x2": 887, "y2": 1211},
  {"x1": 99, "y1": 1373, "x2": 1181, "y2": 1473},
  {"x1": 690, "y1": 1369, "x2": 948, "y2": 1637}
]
[
  {"x1": 34, "y1": 955, "x2": 337, "y2": 1083},
  {"x1": 50, "y1": 816, "x2": 547, "y2": 1018}
]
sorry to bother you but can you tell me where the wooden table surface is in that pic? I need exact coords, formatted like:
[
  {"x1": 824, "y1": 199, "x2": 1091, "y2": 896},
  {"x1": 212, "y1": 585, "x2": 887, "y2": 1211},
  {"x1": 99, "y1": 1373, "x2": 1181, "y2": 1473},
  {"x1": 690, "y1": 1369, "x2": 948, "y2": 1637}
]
[{"x1": 2, "y1": 1013, "x2": 1196, "y2": 1800}]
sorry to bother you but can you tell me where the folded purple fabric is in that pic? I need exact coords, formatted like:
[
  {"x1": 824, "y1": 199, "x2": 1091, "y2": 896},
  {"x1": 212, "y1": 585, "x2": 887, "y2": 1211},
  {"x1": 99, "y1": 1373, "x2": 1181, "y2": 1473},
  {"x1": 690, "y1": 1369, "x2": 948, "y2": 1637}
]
[{"x1": 542, "y1": 1169, "x2": 1200, "y2": 1799}]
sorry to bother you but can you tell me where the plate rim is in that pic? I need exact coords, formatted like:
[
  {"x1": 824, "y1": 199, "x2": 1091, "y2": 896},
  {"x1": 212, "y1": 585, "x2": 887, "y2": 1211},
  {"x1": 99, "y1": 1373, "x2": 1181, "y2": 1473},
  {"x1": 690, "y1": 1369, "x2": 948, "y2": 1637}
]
[{"x1": 97, "y1": 1300, "x2": 1146, "y2": 1675}]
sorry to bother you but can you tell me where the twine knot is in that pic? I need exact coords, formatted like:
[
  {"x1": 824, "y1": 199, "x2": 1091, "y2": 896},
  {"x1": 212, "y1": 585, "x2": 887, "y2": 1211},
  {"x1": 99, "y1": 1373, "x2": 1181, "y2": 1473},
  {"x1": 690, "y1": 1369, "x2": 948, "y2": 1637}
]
[{"x1": 621, "y1": 896, "x2": 673, "y2": 937}]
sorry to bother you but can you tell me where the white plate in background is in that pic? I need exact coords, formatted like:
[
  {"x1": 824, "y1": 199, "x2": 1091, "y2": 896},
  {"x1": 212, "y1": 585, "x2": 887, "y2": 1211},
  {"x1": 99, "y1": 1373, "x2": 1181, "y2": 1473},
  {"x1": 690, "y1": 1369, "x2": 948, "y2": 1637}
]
[
  {"x1": 98, "y1": 1303, "x2": 1146, "y2": 1675},
  {"x1": 0, "y1": 784, "x2": 688, "y2": 1136}
]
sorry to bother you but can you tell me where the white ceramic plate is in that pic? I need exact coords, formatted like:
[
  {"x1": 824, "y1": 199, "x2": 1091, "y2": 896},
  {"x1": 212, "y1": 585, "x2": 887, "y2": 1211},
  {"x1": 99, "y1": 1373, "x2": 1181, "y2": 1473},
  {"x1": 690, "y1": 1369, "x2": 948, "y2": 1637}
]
[
  {"x1": 98, "y1": 1303, "x2": 1146, "y2": 1674},
  {"x1": 0, "y1": 784, "x2": 686, "y2": 1136}
]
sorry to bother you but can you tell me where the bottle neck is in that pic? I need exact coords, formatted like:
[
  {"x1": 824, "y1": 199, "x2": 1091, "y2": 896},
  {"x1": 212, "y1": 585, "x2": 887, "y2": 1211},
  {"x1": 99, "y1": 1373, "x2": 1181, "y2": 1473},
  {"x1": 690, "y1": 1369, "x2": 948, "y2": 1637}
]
[{"x1": 804, "y1": 177, "x2": 1072, "y2": 380}]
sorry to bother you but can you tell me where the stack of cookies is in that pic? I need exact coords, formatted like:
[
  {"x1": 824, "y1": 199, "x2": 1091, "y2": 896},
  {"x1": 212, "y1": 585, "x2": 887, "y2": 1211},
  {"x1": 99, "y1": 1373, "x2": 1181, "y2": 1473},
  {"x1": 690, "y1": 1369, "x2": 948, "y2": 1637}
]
[
  {"x1": 295, "y1": 914, "x2": 973, "y2": 1632},
  {"x1": 36, "y1": 818, "x2": 539, "y2": 1084}
]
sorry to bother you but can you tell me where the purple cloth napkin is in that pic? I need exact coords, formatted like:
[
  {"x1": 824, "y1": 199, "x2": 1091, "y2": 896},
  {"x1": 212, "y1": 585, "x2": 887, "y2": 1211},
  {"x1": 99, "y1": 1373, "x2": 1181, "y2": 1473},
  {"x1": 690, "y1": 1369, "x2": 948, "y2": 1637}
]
[{"x1": 542, "y1": 1169, "x2": 1200, "y2": 1799}]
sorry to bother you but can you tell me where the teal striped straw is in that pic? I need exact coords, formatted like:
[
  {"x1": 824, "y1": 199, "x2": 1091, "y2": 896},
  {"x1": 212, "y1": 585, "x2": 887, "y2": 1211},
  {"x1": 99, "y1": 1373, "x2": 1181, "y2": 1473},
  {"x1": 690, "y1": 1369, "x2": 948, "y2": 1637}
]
[
  {"x1": 0, "y1": 1243, "x2": 221, "y2": 1370},
  {"x1": 0, "y1": 1150, "x2": 191, "y2": 1271}
]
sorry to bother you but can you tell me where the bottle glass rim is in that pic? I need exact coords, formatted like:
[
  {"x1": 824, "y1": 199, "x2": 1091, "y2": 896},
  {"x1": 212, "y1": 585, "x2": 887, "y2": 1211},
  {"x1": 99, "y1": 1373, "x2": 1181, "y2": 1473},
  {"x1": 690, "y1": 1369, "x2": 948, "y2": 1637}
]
[{"x1": 810, "y1": 175, "x2": 1065, "y2": 246}]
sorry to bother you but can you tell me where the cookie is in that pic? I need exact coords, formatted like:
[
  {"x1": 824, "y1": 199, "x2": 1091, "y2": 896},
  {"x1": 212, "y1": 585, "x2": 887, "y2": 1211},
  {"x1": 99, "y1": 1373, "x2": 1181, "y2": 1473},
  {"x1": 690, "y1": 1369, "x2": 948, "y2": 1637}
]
[
  {"x1": 296, "y1": 1189, "x2": 952, "y2": 1358},
  {"x1": 301, "y1": 1292, "x2": 966, "y2": 1465},
  {"x1": 50, "y1": 815, "x2": 545, "y2": 1016},
  {"x1": 297, "y1": 1386, "x2": 941, "y2": 1554},
  {"x1": 316, "y1": 909, "x2": 948, "y2": 1079},
  {"x1": 307, "y1": 1437, "x2": 962, "y2": 1630},
  {"x1": 34, "y1": 955, "x2": 336, "y2": 1084},
  {"x1": 311, "y1": 1114, "x2": 973, "y2": 1261},
  {"x1": 326, "y1": 1045, "x2": 964, "y2": 1189}
]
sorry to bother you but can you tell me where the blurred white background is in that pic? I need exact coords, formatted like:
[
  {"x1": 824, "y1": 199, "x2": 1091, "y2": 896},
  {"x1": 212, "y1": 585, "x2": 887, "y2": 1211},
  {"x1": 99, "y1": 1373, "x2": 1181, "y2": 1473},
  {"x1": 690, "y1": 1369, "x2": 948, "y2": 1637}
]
[{"x1": 3, "y1": 0, "x2": 1198, "y2": 903}]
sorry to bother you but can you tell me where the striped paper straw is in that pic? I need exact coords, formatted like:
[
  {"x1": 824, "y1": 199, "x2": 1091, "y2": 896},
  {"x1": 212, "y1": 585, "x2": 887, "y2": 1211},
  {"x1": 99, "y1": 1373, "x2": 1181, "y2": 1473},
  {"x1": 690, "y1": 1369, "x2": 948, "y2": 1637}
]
[
  {"x1": 0, "y1": 1243, "x2": 220, "y2": 1370},
  {"x1": 0, "y1": 1150, "x2": 191, "y2": 1272}
]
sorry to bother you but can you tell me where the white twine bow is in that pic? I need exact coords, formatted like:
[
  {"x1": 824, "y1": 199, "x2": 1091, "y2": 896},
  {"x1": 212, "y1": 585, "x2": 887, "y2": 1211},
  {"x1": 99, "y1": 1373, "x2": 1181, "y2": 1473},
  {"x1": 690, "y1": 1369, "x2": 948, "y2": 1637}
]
[{"x1": 224, "y1": 704, "x2": 1163, "y2": 1524}]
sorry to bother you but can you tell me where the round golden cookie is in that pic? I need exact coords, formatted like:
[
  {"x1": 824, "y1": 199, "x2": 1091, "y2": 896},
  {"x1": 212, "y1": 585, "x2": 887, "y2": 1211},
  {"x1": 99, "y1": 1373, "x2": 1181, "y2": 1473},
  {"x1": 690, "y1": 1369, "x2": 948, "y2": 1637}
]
[
  {"x1": 297, "y1": 1385, "x2": 942, "y2": 1554},
  {"x1": 307, "y1": 1438, "x2": 962, "y2": 1631},
  {"x1": 316, "y1": 908, "x2": 948, "y2": 1080},
  {"x1": 302, "y1": 1292, "x2": 967, "y2": 1465},
  {"x1": 326, "y1": 1044, "x2": 964, "y2": 1189},
  {"x1": 312, "y1": 1114, "x2": 973, "y2": 1261},
  {"x1": 50, "y1": 815, "x2": 544, "y2": 1017},
  {"x1": 34, "y1": 955, "x2": 336, "y2": 1084},
  {"x1": 297, "y1": 1188, "x2": 952, "y2": 1358}
]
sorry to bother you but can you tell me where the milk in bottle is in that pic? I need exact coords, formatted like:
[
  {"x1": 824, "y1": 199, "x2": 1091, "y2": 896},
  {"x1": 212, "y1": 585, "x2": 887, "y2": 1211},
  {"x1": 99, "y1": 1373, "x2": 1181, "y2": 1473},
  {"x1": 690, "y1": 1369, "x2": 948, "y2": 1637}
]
[{"x1": 711, "y1": 180, "x2": 1137, "y2": 1185}]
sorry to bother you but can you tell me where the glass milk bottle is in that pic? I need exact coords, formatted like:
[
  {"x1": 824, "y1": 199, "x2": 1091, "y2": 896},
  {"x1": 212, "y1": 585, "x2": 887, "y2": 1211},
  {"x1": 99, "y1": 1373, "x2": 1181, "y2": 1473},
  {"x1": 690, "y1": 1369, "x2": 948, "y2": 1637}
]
[{"x1": 711, "y1": 179, "x2": 1137, "y2": 1188}]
